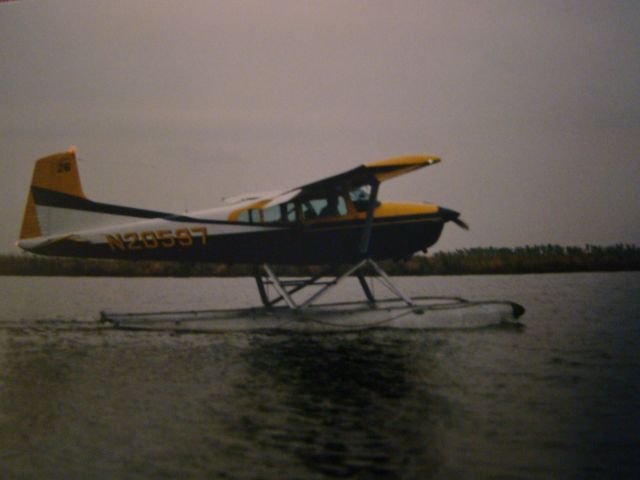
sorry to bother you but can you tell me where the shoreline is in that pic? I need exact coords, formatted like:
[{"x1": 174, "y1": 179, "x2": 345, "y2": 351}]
[{"x1": 1, "y1": 245, "x2": 638, "y2": 277}]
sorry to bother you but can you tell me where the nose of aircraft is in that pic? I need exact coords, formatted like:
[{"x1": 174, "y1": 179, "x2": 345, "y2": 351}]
[{"x1": 438, "y1": 206, "x2": 469, "y2": 230}]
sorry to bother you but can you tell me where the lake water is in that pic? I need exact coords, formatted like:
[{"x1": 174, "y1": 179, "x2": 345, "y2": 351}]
[{"x1": 0, "y1": 272, "x2": 638, "y2": 479}]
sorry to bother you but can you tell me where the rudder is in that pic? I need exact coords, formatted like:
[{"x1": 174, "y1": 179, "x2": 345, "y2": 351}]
[{"x1": 19, "y1": 148, "x2": 86, "y2": 239}]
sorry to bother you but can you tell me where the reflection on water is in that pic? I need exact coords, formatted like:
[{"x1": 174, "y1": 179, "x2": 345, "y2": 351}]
[
  {"x1": 0, "y1": 273, "x2": 638, "y2": 478},
  {"x1": 238, "y1": 334, "x2": 446, "y2": 478}
]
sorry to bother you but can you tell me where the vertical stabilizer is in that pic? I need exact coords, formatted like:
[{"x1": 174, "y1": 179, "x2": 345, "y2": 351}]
[{"x1": 19, "y1": 149, "x2": 86, "y2": 240}]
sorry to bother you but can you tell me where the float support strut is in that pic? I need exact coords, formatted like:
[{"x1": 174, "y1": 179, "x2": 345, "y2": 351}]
[
  {"x1": 298, "y1": 259, "x2": 368, "y2": 309},
  {"x1": 367, "y1": 259, "x2": 415, "y2": 307},
  {"x1": 356, "y1": 270, "x2": 376, "y2": 304},
  {"x1": 254, "y1": 267, "x2": 270, "y2": 307},
  {"x1": 262, "y1": 264, "x2": 298, "y2": 309},
  {"x1": 255, "y1": 258, "x2": 414, "y2": 311}
]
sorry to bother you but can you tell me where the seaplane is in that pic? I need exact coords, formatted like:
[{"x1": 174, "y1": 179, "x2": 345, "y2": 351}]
[{"x1": 17, "y1": 148, "x2": 524, "y2": 332}]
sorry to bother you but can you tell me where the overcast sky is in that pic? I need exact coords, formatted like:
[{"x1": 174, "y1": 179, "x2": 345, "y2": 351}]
[{"x1": 1, "y1": 1, "x2": 638, "y2": 253}]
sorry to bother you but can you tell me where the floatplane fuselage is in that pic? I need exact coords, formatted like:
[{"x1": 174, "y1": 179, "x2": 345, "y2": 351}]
[{"x1": 17, "y1": 150, "x2": 466, "y2": 266}]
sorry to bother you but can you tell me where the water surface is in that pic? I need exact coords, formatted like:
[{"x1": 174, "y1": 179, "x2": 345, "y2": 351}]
[{"x1": 1, "y1": 273, "x2": 638, "y2": 478}]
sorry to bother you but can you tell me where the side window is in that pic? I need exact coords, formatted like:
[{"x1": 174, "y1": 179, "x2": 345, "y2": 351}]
[
  {"x1": 236, "y1": 208, "x2": 260, "y2": 223},
  {"x1": 237, "y1": 210, "x2": 250, "y2": 223},
  {"x1": 303, "y1": 195, "x2": 348, "y2": 220},
  {"x1": 262, "y1": 202, "x2": 298, "y2": 224},
  {"x1": 262, "y1": 205, "x2": 281, "y2": 223},
  {"x1": 302, "y1": 200, "x2": 321, "y2": 220},
  {"x1": 284, "y1": 202, "x2": 297, "y2": 222}
]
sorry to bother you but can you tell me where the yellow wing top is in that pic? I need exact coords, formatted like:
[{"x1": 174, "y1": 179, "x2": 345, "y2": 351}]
[
  {"x1": 222, "y1": 154, "x2": 441, "y2": 210},
  {"x1": 363, "y1": 155, "x2": 441, "y2": 183},
  {"x1": 307, "y1": 154, "x2": 440, "y2": 190},
  {"x1": 258, "y1": 155, "x2": 441, "y2": 207}
]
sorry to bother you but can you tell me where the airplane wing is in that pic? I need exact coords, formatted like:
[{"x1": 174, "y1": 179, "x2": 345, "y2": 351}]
[
  {"x1": 222, "y1": 190, "x2": 287, "y2": 205},
  {"x1": 263, "y1": 155, "x2": 440, "y2": 207}
]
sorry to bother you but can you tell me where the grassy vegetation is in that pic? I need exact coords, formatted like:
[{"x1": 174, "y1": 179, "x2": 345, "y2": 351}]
[
  {"x1": 1, "y1": 244, "x2": 638, "y2": 277},
  {"x1": 385, "y1": 244, "x2": 640, "y2": 275}
]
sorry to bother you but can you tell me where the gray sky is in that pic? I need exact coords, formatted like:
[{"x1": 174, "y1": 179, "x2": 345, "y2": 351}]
[{"x1": 2, "y1": 1, "x2": 639, "y2": 253}]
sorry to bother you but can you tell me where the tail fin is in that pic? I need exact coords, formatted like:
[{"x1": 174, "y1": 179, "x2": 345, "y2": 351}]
[
  {"x1": 19, "y1": 149, "x2": 172, "y2": 245},
  {"x1": 19, "y1": 148, "x2": 87, "y2": 240}
]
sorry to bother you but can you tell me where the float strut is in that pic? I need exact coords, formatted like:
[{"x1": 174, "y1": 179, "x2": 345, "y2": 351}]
[
  {"x1": 367, "y1": 258, "x2": 415, "y2": 307},
  {"x1": 262, "y1": 264, "x2": 298, "y2": 309},
  {"x1": 254, "y1": 267, "x2": 270, "y2": 307},
  {"x1": 255, "y1": 259, "x2": 414, "y2": 311},
  {"x1": 299, "y1": 260, "x2": 368, "y2": 309},
  {"x1": 356, "y1": 270, "x2": 376, "y2": 304}
]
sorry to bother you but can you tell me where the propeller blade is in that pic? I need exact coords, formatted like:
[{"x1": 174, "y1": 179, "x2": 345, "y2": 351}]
[
  {"x1": 452, "y1": 217, "x2": 470, "y2": 231},
  {"x1": 436, "y1": 206, "x2": 470, "y2": 231}
]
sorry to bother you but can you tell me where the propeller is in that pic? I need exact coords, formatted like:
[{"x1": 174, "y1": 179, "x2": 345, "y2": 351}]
[{"x1": 435, "y1": 206, "x2": 470, "y2": 231}]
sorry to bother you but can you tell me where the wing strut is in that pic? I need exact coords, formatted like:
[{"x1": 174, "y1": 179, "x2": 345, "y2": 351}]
[{"x1": 358, "y1": 178, "x2": 380, "y2": 256}]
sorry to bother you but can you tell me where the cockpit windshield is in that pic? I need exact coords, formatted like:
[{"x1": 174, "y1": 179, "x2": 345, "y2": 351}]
[{"x1": 349, "y1": 185, "x2": 372, "y2": 212}]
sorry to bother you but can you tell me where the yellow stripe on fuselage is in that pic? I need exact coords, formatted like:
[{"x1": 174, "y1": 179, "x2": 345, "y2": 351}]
[
  {"x1": 302, "y1": 203, "x2": 442, "y2": 233},
  {"x1": 371, "y1": 202, "x2": 439, "y2": 219}
]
